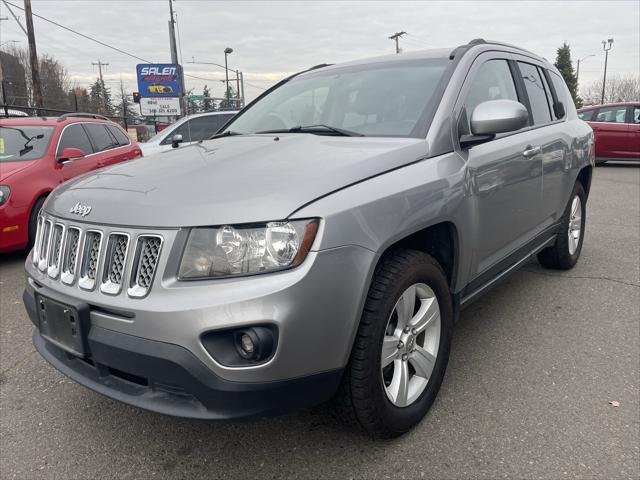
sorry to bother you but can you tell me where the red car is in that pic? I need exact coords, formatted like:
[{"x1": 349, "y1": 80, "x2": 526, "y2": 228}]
[
  {"x1": 0, "y1": 114, "x2": 143, "y2": 253},
  {"x1": 577, "y1": 102, "x2": 640, "y2": 164}
]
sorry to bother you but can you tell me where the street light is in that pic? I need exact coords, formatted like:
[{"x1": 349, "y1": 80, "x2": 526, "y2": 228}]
[
  {"x1": 224, "y1": 47, "x2": 233, "y2": 108},
  {"x1": 601, "y1": 38, "x2": 613, "y2": 104},
  {"x1": 576, "y1": 54, "x2": 595, "y2": 85}
]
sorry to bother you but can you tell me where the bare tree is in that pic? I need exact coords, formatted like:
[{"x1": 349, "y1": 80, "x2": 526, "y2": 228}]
[{"x1": 581, "y1": 73, "x2": 640, "y2": 106}]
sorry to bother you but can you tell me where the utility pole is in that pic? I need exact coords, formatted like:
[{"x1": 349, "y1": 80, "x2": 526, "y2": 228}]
[
  {"x1": 119, "y1": 77, "x2": 128, "y2": 129},
  {"x1": 24, "y1": 0, "x2": 43, "y2": 109},
  {"x1": 389, "y1": 31, "x2": 406, "y2": 54},
  {"x1": 0, "y1": 17, "x2": 7, "y2": 115},
  {"x1": 235, "y1": 69, "x2": 241, "y2": 109},
  {"x1": 92, "y1": 60, "x2": 109, "y2": 113},
  {"x1": 600, "y1": 38, "x2": 613, "y2": 104},
  {"x1": 168, "y1": 0, "x2": 184, "y2": 117},
  {"x1": 239, "y1": 71, "x2": 245, "y2": 108}
]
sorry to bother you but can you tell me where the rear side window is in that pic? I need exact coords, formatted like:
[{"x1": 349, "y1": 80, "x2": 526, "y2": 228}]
[
  {"x1": 84, "y1": 123, "x2": 117, "y2": 152},
  {"x1": 518, "y1": 62, "x2": 552, "y2": 124},
  {"x1": 594, "y1": 106, "x2": 627, "y2": 123},
  {"x1": 461, "y1": 59, "x2": 519, "y2": 134},
  {"x1": 106, "y1": 125, "x2": 131, "y2": 146},
  {"x1": 548, "y1": 72, "x2": 567, "y2": 119},
  {"x1": 578, "y1": 110, "x2": 595, "y2": 121},
  {"x1": 57, "y1": 124, "x2": 93, "y2": 157}
]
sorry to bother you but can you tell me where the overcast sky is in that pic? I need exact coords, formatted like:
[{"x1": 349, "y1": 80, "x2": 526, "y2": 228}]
[{"x1": 0, "y1": 0, "x2": 638, "y2": 102}]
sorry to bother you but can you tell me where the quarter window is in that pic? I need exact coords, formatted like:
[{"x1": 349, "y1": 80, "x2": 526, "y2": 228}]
[
  {"x1": 84, "y1": 123, "x2": 118, "y2": 152},
  {"x1": 462, "y1": 59, "x2": 519, "y2": 134},
  {"x1": 57, "y1": 124, "x2": 93, "y2": 157},
  {"x1": 548, "y1": 72, "x2": 567, "y2": 119},
  {"x1": 518, "y1": 62, "x2": 553, "y2": 124},
  {"x1": 594, "y1": 106, "x2": 627, "y2": 123},
  {"x1": 106, "y1": 125, "x2": 131, "y2": 146},
  {"x1": 633, "y1": 106, "x2": 640, "y2": 124}
]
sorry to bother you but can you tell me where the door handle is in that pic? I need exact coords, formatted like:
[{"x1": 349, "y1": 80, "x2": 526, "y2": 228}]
[{"x1": 523, "y1": 145, "x2": 542, "y2": 158}]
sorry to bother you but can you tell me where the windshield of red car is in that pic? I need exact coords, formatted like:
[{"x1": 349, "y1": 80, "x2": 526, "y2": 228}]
[{"x1": 0, "y1": 125, "x2": 55, "y2": 162}]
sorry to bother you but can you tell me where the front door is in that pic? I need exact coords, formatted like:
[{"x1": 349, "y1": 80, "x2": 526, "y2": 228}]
[{"x1": 455, "y1": 54, "x2": 543, "y2": 280}]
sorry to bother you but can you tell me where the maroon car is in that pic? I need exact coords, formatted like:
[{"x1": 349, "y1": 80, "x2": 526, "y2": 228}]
[{"x1": 577, "y1": 102, "x2": 640, "y2": 164}]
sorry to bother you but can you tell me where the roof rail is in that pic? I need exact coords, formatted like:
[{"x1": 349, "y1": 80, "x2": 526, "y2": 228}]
[
  {"x1": 449, "y1": 38, "x2": 540, "y2": 60},
  {"x1": 56, "y1": 112, "x2": 110, "y2": 122}
]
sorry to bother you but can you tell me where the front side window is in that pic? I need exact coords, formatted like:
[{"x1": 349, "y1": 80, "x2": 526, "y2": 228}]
[
  {"x1": 461, "y1": 59, "x2": 519, "y2": 134},
  {"x1": 223, "y1": 58, "x2": 450, "y2": 137},
  {"x1": 518, "y1": 62, "x2": 553, "y2": 124},
  {"x1": 594, "y1": 106, "x2": 627, "y2": 123},
  {"x1": 56, "y1": 124, "x2": 93, "y2": 157},
  {"x1": 84, "y1": 123, "x2": 117, "y2": 152},
  {"x1": 0, "y1": 125, "x2": 55, "y2": 162}
]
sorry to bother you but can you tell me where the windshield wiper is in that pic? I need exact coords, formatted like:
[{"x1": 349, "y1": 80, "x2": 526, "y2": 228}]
[
  {"x1": 256, "y1": 124, "x2": 364, "y2": 137},
  {"x1": 19, "y1": 133, "x2": 45, "y2": 156},
  {"x1": 209, "y1": 130, "x2": 244, "y2": 139}
]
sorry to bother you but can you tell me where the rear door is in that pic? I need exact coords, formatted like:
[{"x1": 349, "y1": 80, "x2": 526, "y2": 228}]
[
  {"x1": 83, "y1": 123, "x2": 120, "y2": 167},
  {"x1": 590, "y1": 105, "x2": 630, "y2": 158},
  {"x1": 55, "y1": 123, "x2": 98, "y2": 181}
]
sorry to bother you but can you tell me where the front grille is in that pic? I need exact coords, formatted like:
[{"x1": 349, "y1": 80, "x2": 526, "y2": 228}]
[
  {"x1": 78, "y1": 230, "x2": 103, "y2": 290},
  {"x1": 32, "y1": 214, "x2": 164, "y2": 298},
  {"x1": 100, "y1": 234, "x2": 129, "y2": 295},
  {"x1": 128, "y1": 236, "x2": 163, "y2": 298}
]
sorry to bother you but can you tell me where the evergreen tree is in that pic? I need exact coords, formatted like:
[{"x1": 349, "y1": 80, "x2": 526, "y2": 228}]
[
  {"x1": 202, "y1": 84, "x2": 214, "y2": 111},
  {"x1": 88, "y1": 77, "x2": 114, "y2": 116},
  {"x1": 554, "y1": 43, "x2": 582, "y2": 107}
]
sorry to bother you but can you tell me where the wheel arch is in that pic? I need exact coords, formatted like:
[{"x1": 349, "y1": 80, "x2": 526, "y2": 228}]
[{"x1": 576, "y1": 165, "x2": 593, "y2": 200}]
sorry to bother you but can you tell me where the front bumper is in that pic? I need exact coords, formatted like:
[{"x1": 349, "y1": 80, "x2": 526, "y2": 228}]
[
  {"x1": 24, "y1": 234, "x2": 375, "y2": 417},
  {"x1": 29, "y1": 321, "x2": 343, "y2": 419}
]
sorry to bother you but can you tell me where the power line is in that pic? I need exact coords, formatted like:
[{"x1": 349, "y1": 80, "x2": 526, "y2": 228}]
[{"x1": 2, "y1": 0, "x2": 208, "y2": 85}]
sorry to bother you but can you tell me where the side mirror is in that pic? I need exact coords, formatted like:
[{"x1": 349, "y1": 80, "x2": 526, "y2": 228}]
[
  {"x1": 171, "y1": 134, "x2": 183, "y2": 149},
  {"x1": 461, "y1": 99, "x2": 529, "y2": 148},
  {"x1": 57, "y1": 147, "x2": 85, "y2": 163}
]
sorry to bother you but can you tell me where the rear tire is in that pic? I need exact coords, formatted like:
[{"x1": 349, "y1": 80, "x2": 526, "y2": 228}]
[
  {"x1": 537, "y1": 182, "x2": 586, "y2": 270},
  {"x1": 27, "y1": 196, "x2": 46, "y2": 251},
  {"x1": 336, "y1": 249, "x2": 453, "y2": 438}
]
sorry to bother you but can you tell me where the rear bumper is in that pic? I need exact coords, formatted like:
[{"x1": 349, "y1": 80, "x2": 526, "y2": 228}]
[{"x1": 27, "y1": 291, "x2": 343, "y2": 419}]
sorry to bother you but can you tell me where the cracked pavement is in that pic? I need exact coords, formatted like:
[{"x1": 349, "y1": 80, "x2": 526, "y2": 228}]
[{"x1": 1, "y1": 164, "x2": 638, "y2": 479}]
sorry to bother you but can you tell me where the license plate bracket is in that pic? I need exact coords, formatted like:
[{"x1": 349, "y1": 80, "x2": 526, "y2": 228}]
[{"x1": 36, "y1": 294, "x2": 89, "y2": 357}]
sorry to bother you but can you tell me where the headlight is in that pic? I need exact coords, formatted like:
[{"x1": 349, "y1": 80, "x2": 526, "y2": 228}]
[
  {"x1": 0, "y1": 186, "x2": 10, "y2": 206},
  {"x1": 178, "y1": 219, "x2": 319, "y2": 279}
]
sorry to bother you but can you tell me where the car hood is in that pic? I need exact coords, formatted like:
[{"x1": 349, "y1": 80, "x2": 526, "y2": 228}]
[
  {"x1": 46, "y1": 134, "x2": 428, "y2": 227},
  {"x1": 0, "y1": 159, "x2": 38, "y2": 182}
]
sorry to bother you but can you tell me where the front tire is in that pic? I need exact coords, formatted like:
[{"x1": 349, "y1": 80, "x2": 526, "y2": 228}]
[
  {"x1": 537, "y1": 182, "x2": 586, "y2": 270},
  {"x1": 338, "y1": 249, "x2": 453, "y2": 438},
  {"x1": 27, "y1": 196, "x2": 46, "y2": 251}
]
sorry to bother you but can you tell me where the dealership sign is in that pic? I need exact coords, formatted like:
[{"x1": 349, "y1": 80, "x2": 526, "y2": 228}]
[
  {"x1": 136, "y1": 63, "x2": 183, "y2": 97},
  {"x1": 140, "y1": 97, "x2": 181, "y2": 116}
]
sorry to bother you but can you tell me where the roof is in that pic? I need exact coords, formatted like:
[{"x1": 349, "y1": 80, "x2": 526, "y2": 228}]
[
  {"x1": 0, "y1": 114, "x2": 116, "y2": 127},
  {"x1": 578, "y1": 101, "x2": 640, "y2": 110}
]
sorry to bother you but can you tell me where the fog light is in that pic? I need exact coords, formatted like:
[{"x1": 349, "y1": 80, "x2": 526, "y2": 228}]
[
  {"x1": 201, "y1": 325, "x2": 277, "y2": 367},
  {"x1": 240, "y1": 333, "x2": 255, "y2": 355}
]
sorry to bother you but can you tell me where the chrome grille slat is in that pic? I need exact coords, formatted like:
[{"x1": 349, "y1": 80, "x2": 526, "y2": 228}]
[
  {"x1": 128, "y1": 235, "x2": 163, "y2": 298},
  {"x1": 47, "y1": 224, "x2": 65, "y2": 279},
  {"x1": 100, "y1": 233, "x2": 130, "y2": 295},
  {"x1": 61, "y1": 227, "x2": 81, "y2": 285},
  {"x1": 78, "y1": 230, "x2": 103, "y2": 291},
  {"x1": 37, "y1": 220, "x2": 53, "y2": 271}
]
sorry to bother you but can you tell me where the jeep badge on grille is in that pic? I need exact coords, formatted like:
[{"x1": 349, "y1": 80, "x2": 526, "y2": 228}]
[{"x1": 69, "y1": 202, "x2": 92, "y2": 217}]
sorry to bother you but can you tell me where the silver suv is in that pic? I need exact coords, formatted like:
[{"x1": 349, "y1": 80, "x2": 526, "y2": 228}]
[{"x1": 23, "y1": 39, "x2": 593, "y2": 438}]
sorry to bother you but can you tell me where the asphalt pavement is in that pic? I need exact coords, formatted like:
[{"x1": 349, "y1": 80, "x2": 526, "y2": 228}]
[{"x1": 1, "y1": 164, "x2": 638, "y2": 480}]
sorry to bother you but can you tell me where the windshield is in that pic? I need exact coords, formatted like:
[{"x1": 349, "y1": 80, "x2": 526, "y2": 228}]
[
  {"x1": 0, "y1": 125, "x2": 55, "y2": 162},
  {"x1": 224, "y1": 58, "x2": 450, "y2": 137}
]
